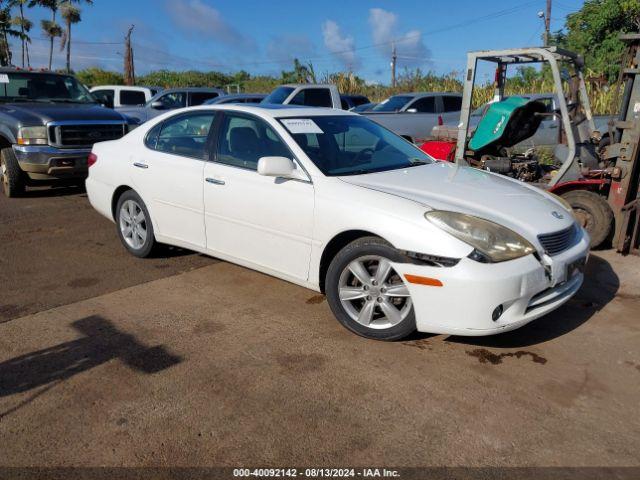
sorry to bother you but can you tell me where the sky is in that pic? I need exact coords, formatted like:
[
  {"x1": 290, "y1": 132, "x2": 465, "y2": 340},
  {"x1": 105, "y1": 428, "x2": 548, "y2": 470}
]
[{"x1": 13, "y1": 0, "x2": 586, "y2": 85}]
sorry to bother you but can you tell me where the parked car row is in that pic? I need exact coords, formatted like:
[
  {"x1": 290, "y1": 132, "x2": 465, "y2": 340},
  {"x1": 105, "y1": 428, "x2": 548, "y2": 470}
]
[
  {"x1": 0, "y1": 65, "x2": 589, "y2": 341},
  {"x1": 259, "y1": 84, "x2": 462, "y2": 142}
]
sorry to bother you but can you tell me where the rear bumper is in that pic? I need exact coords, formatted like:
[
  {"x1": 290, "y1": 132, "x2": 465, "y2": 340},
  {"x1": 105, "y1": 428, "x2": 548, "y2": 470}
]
[
  {"x1": 13, "y1": 145, "x2": 91, "y2": 180},
  {"x1": 392, "y1": 227, "x2": 590, "y2": 336}
]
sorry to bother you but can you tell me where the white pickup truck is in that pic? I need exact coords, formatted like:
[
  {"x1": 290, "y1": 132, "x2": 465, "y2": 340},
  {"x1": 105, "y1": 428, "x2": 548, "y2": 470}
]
[{"x1": 261, "y1": 84, "x2": 462, "y2": 143}]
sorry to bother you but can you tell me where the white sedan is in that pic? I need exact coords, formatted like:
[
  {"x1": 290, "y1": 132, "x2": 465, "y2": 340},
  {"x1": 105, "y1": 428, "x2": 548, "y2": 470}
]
[{"x1": 86, "y1": 105, "x2": 589, "y2": 341}]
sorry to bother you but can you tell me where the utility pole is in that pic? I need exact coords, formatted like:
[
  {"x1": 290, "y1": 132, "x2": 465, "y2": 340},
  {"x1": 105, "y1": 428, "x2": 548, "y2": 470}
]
[
  {"x1": 391, "y1": 42, "x2": 397, "y2": 88},
  {"x1": 543, "y1": 0, "x2": 552, "y2": 46},
  {"x1": 124, "y1": 25, "x2": 135, "y2": 86}
]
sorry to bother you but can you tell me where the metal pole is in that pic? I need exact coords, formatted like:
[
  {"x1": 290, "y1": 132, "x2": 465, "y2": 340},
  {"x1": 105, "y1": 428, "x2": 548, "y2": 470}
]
[
  {"x1": 544, "y1": 0, "x2": 552, "y2": 46},
  {"x1": 391, "y1": 42, "x2": 397, "y2": 88}
]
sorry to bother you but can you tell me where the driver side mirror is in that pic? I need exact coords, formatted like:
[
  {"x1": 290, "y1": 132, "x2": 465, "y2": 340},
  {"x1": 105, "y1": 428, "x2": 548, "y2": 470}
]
[
  {"x1": 257, "y1": 156, "x2": 308, "y2": 181},
  {"x1": 150, "y1": 100, "x2": 165, "y2": 110},
  {"x1": 406, "y1": 108, "x2": 418, "y2": 113}
]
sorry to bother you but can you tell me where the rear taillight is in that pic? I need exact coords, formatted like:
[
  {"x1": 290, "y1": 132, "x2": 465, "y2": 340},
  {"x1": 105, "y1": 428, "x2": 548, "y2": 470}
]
[
  {"x1": 437, "y1": 115, "x2": 443, "y2": 126},
  {"x1": 88, "y1": 152, "x2": 97, "y2": 167}
]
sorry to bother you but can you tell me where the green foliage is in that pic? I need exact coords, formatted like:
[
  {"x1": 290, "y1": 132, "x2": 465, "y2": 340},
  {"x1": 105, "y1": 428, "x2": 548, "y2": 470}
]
[
  {"x1": 76, "y1": 67, "x2": 123, "y2": 86},
  {"x1": 552, "y1": 0, "x2": 640, "y2": 82}
]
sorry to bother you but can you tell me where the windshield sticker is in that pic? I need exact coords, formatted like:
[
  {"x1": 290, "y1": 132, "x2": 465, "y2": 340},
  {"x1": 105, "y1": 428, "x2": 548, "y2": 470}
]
[
  {"x1": 282, "y1": 118, "x2": 323, "y2": 134},
  {"x1": 0, "y1": 74, "x2": 9, "y2": 83}
]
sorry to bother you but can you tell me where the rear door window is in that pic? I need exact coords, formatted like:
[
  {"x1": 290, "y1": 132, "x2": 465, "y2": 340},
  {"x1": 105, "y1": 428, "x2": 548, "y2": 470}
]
[
  {"x1": 189, "y1": 91, "x2": 220, "y2": 106},
  {"x1": 154, "y1": 112, "x2": 216, "y2": 159},
  {"x1": 120, "y1": 90, "x2": 147, "y2": 106},
  {"x1": 289, "y1": 88, "x2": 333, "y2": 107},
  {"x1": 442, "y1": 96, "x2": 462, "y2": 112}
]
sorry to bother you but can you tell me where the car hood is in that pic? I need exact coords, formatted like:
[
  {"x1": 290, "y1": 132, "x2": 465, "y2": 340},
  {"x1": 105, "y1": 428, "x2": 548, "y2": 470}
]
[
  {"x1": 1, "y1": 102, "x2": 126, "y2": 124},
  {"x1": 338, "y1": 162, "x2": 574, "y2": 241},
  {"x1": 116, "y1": 106, "x2": 162, "y2": 123}
]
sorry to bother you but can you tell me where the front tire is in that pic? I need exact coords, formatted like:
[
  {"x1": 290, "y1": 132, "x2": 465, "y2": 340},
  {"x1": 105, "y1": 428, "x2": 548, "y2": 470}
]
[
  {"x1": 1, "y1": 148, "x2": 26, "y2": 197},
  {"x1": 115, "y1": 190, "x2": 157, "y2": 258},
  {"x1": 326, "y1": 236, "x2": 416, "y2": 341},
  {"x1": 562, "y1": 190, "x2": 613, "y2": 248}
]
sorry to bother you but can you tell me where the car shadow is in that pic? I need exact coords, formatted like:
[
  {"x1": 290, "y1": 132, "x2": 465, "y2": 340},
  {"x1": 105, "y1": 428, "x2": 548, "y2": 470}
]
[
  {"x1": 0, "y1": 315, "x2": 182, "y2": 419},
  {"x1": 21, "y1": 184, "x2": 86, "y2": 198},
  {"x1": 444, "y1": 254, "x2": 619, "y2": 349}
]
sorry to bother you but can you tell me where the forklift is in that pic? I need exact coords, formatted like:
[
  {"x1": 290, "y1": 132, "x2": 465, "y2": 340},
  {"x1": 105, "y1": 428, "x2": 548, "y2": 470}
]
[{"x1": 423, "y1": 34, "x2": 640, "y2": 254}]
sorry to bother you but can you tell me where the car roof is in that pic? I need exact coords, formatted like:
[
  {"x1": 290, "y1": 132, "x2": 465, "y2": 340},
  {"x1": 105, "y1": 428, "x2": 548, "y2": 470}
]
[
  {"x1": 392, "y1": 92, "x2": 462, "y2": 98},
  {"x1": 90, "y1": 85, "x2": 151, "y2": 90},
  {"x1": 205, "y1": 93, "x2": 267, "y2": 104},
  {"x1": 159, "y1": 87, "x2": 226, "y2": 93},
  {"x1": 185, "y1": 103, "x2": 355, "y2": 118}
]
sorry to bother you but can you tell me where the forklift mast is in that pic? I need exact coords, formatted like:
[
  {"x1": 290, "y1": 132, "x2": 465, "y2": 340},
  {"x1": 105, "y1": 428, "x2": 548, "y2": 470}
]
[
  {"x1": 455, "y1": 46, "x2": 595, "y2": 187},
  {"x1": 607, "y1": 34, "x2": 640, "y2": 254}
]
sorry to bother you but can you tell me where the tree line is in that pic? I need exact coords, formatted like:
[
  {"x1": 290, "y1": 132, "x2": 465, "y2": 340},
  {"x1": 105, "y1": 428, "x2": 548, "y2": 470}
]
[{"x1": 0, "y1": 0, "x2": 92, "y2": 72}]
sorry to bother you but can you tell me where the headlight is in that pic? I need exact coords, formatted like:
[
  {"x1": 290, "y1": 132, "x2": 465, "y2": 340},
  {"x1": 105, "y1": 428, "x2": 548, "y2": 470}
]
[
  {"x1": 17, "y1": 126, "x2": 48, "y2": 145},
  {"x1": 425, "y1": 210, "x2": 535, "y2": 263}
]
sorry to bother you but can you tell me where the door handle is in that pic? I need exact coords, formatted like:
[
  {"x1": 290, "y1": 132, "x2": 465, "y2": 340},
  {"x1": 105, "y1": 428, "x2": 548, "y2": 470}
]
[
  {"x1": 205, "y1": 177, "x2": 225, "y2": 185},
  {"x1": 133, "y1": 162, "x2": 148, "y2": 169}
]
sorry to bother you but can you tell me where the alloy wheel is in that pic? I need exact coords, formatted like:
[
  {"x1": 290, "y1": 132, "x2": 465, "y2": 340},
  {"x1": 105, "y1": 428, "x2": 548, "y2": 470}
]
[
  {"x1": 338, "y1": 255, "x2": 412, "y2": 329},
  {"x1": 119, "y1": 199, "x2": 148, "y2": 250}
]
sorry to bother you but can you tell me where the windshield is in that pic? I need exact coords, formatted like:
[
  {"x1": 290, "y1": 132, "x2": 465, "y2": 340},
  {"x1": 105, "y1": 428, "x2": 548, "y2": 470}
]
[
  {"x1": 0, "y1": 72, "x2": 96, "y2": 103},
  {"x1": 371, "y1": 95, "x2": 413, "y2": 112},
  {"x1": 262, "y1": 86, "x2": 295, "y2": 105},
  {"x1": 280, "y1": 115, "x2": 433, "y2": 176}
]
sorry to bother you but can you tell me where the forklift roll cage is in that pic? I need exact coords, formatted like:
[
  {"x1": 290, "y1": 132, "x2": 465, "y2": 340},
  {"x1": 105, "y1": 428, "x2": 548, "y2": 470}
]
[{"x1": 455, "y1": 46, "x2": 595, "y2": 188}]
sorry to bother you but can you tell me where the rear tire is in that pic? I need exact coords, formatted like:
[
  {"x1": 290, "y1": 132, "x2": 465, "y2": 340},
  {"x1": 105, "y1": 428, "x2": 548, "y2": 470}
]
[
  {"x1": 325, "y1": 236, "x2": 416, "y2": 341},
  {"x1": 1, "y1": 148, "x2": 26, "y2": 197},
  {"x1": 562, "y1": 190, "x2": 613, "y2": 248},
  {"x1": 115, "y1": 190, "x2": 157, "y2": 258}
]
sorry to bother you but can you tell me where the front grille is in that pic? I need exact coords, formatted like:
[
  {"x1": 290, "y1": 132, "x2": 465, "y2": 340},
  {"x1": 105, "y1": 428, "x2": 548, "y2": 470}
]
[
  {"x1": 49, "y1": 123, "x2": 126, "y2": 147},
  {"x1": 538, "y1": 224, "x2": 577, "y2": 256}
]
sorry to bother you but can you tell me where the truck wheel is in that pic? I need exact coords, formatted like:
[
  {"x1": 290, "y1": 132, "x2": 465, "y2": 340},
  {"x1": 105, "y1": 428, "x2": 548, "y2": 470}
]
[
  {"x1": 1, "y1": 148, "x2": 26, "y2": 197},
  {"x1": 562, "y1": 190, "x2": 613, "y2": 248}
]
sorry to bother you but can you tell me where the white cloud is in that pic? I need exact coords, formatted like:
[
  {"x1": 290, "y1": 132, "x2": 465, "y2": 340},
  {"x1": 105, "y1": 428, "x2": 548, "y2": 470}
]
[
  {"x1": 322, "y1": 20, "x2": 359, "y2": 69},
  {"x1": 368, "y1": 8, "x2": 430, "y2": 68},
  {"x1": 165, "y1": 0, "x2": 254, "y2": 50}
]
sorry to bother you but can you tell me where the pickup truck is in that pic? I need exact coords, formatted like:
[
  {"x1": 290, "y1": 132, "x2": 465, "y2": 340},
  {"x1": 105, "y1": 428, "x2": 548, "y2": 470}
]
[
  {"x1": 0, "y1": 68, "x2": 134, "y2": 197},
  {"x1": 261, "y1": 84, "x2": 461, "y2": 142},
  {"x1": 90, "y1": 85, "x2": 162, "y2": 109}
]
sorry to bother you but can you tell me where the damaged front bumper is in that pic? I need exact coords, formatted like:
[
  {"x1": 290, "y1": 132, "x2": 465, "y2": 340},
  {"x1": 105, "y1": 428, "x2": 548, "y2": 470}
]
[{"x1": 392, "y1": 227, "x2": 590, "y2": 336}]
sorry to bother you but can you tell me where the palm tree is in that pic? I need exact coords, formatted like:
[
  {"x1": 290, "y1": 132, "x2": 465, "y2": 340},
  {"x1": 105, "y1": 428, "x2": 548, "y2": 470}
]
[
  {"x1": 40, "y1": 18, "x2": 61, "y2": 69},
  {"x1": 59, "y1": 0, "x2": 92, "y2": 73},
  {"x1": 0, "y1": 4, "x2": 20, "y2": 66},
  {"x1": 9, "y1": 0, "x2": 29, "y2": 67},
  {"x1": 21, "y1": 15, "x2": 31, "y2": 66},
  {"x1": 31, "y1": 0, "x2": 59, "y2": 69}
]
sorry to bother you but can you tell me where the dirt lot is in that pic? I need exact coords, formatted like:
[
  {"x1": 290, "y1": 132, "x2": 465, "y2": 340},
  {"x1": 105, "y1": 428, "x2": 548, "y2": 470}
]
[{"x1": 0, "y1": 187, "x2": 639, "y2": 470}]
